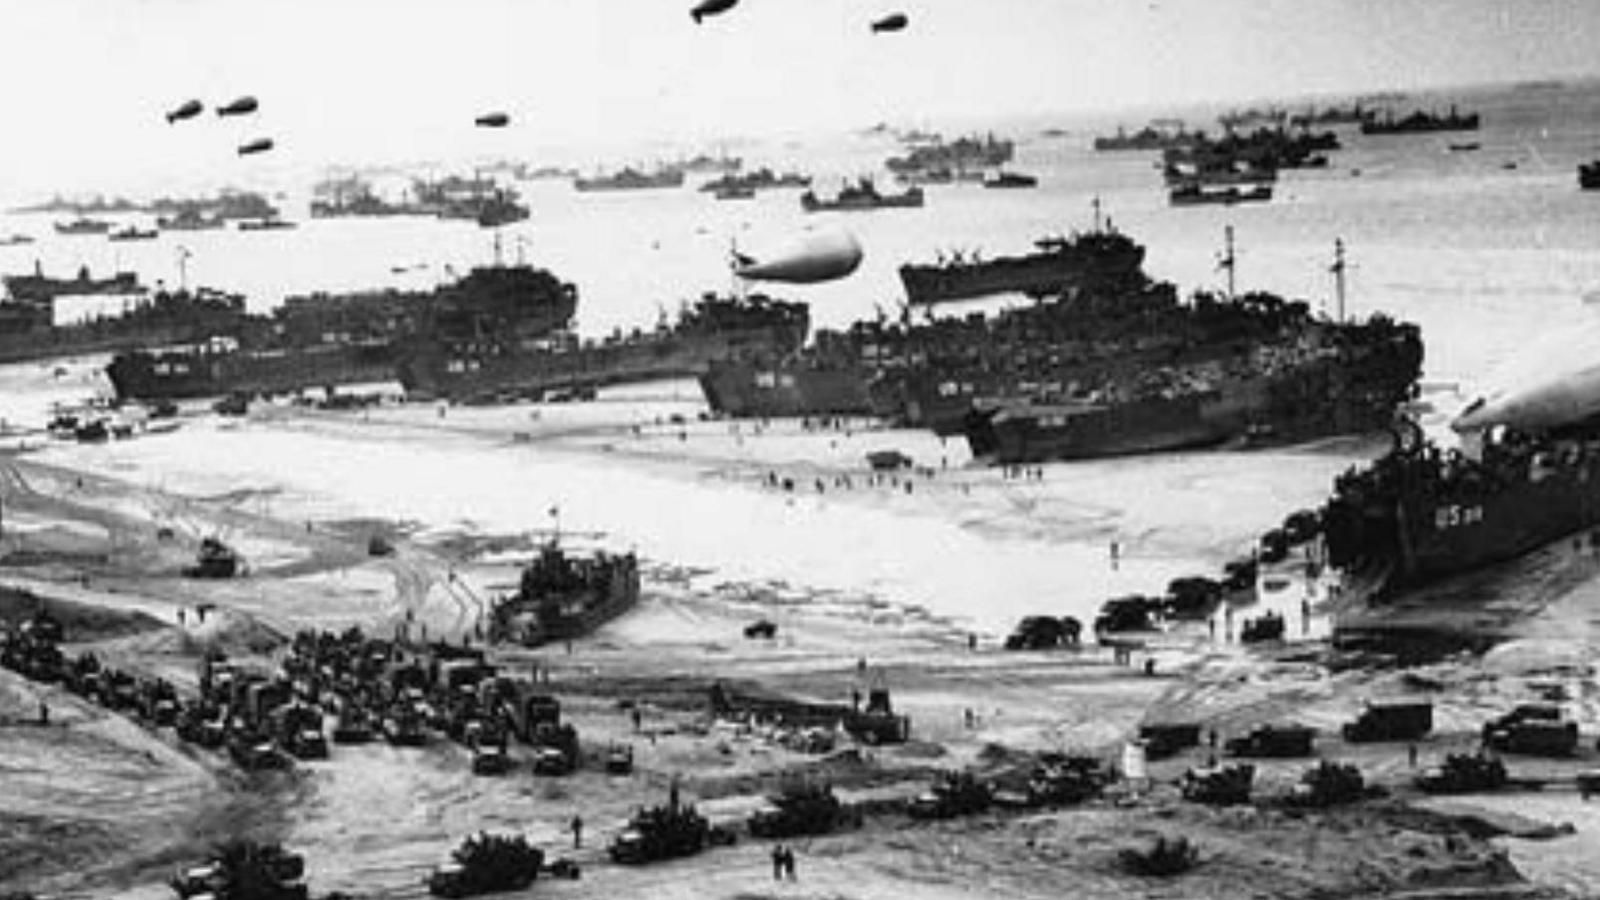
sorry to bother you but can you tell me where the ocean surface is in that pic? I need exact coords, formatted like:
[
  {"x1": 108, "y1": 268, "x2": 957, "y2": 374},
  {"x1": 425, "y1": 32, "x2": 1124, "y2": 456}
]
[{"x1": 7, "y1": 79, "x2": 1600, "y2": 634}]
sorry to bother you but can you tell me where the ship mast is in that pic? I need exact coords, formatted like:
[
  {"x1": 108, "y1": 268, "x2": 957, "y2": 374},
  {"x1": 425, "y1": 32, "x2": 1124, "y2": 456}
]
[
  {"x1": 1217, "y1": 225, "x2": 1237, "y2": 300},
  {"x1": 1330, "y1": 237, "x2": 1347, "y2": 324},
  {"x1": 175, "y1": 245, "x2": 192, "y2": 292},
  {"x1": 1091, "y1": 195, "x2": 1103, "y2": 233}
]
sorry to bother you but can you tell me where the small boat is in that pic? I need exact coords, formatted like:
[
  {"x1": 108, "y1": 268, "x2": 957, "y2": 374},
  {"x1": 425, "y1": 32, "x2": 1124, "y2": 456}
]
[
  {"x1": 1448, "y1": 142, "x2": 1481, "y2": 152},
  {"x1": 1168, "y1": 182, "x2": 1273, "y2": 207},
  {"x1": 0, "y1": 233, "x2": 35, "y2": 246},
  {"x1": 712, "y1": 184, "x2": 757, "y2": 201}
]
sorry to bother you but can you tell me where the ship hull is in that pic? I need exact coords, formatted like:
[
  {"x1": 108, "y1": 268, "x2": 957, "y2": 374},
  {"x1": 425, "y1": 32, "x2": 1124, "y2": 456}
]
[
  {"x1": 106, "y1": 343, "x2": 398, "y2": 400},
  {"x1": 699, "y1": 361, "x2": 879, "y2": 418},
  {"x1": 964, "y1": 356, "x2": 1412, "y2": 465},
  {"x1": 396, "y1": 327, "x2": 802, "y2": 402},
  {"x1": 1324, "y1": 443, "x2": 1600, "y2": 592}
]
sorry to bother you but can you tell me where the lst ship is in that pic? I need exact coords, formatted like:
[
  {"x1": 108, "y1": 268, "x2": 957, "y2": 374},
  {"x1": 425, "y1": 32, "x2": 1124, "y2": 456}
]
[
  {"x1": 104, "y1": 263, "x2": 577, "y2": 401},
  {"x1": 395, "y1": 292, "x2": 810, "y2": 403}
]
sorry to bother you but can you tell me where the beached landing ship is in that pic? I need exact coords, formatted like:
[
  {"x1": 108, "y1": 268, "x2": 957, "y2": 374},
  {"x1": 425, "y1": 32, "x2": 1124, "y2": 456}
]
[
  {"x1": 959, "y1": 297, "x2": 1422, "y2": 463},
  {"x1": 394, "y1": 291, "x2": 809, "y2": 403},
  {"x1": 104, "y1": 263, "x2": 577, "y2": 401},
  {"x1": 486, "y1": 540, "x2": 640, "y2": 648},
  {"x1": 898, "y1": 219, "x2": 1145, "y2": 306},
  {"x1": 1, "y1": 268, "x2": 253, "y2": 365}
]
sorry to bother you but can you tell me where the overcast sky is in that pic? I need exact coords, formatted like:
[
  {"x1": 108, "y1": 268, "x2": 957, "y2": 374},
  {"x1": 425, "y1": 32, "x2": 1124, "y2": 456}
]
[{"x1": 1, "y1": 0, "x2": 1597, "y2": 197}]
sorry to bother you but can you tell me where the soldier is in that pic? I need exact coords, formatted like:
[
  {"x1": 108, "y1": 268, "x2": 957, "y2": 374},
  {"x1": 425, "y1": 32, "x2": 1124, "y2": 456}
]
[
  {"x1": 771, "y1": 843, "x2": 785, "y2": 881},
  {"x1": 38, "y1": 699, "x2": 49, "y2": 726},
  {"x1": 570, "y1": 814, "x2": 583, "y2": 849}
]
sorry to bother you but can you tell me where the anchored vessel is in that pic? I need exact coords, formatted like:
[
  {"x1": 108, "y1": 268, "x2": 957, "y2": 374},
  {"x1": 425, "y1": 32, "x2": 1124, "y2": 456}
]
[
  {"x1": 573, "y1": 167, "x2": 686, "y2": 192},
  {"x1": 1359, "y1": 105, "x2": 1480, "y2": 135},
  {"x1": 899, "y1": 219, "x2": 1145, "y2": 306},
  {"x1": 800, "y1": 179, "x2": 923, "y2": 212},
  {"x1": 396, "y1": 291, "x2": 809, "y2": 403},
  {"x1": 487, "y1": 541, "x2": 640, "y2": 647}
]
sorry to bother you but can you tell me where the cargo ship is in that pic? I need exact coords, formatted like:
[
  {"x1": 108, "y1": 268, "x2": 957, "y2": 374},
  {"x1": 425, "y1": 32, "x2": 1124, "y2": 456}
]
[
  {"x1": 573, "y1": 167, "x2": 686, "y2": 192},
  {"x1": 898, "y1": 217, "x2": 1146, "y2": 306},
  {"x1": 1092, "y1": 124, "x2": 1200, "y2": 153},
  {"x1": 103, "y1": 263, "x2": 578, "y2": 400},
  {"x1": 487, "y1": 540, "x2": 640, "y2": 647},
  {"x1": 53, "y1": 217, "x2": 113, "y2": 235},
  {"x1": 800, "y1": 179, "x2": 923, "y2": 212},
  {"x1": 395, "y1": 291, "x2": 810, "y2": 402},
  {"x1": 1359, "y1": 105, "x2": 1480, "y2": 135}
]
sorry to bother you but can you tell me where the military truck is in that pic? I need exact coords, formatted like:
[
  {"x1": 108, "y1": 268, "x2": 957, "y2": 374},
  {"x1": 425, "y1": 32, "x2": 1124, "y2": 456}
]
[
  {"x1": 1341, "y1": 701, "x2": 1432, "y2": 743},
  {"x1": 748, "y1": 782, "x2": 862, "y2": 838},
  {"x1": 1482, "y1": 705, "x2": 1579, "y2": 757},
  {"x1": 1139, "y1": 722, "x2": 1202, "y2": 760},
  {"x1": 1225, "y1": 724, "x2": 1315, "y2": 758}
]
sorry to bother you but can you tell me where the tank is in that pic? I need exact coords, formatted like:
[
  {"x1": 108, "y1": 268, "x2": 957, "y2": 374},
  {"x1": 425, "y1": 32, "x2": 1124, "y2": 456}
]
[
  {"x1": 1180, "y1": 764, "x2": 1254, "y2": 804},
  {"x1": 1415, "y1": 753, "x2": 1508, "y2": 794},
  {"x1": 426, "y1": 832, "x2": 543, "y2": 898},
  {"x1": 1287, "y1": 761, "x2": 1365, "y2": 807},
  {"x1": 608, "y1": 793, "x2": 736, "y2": 865},
  {"x1": 748, "y1": 782, "x2": 862, "y2": 838},
  {"x1": 170, "y1": 840, "x2": 307, "y2": 900},
  {"x1": 907, "y1": 771, "x2": 992, "y2": 820}
]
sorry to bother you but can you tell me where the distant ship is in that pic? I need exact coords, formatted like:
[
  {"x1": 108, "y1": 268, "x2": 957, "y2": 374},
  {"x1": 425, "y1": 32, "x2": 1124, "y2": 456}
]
[
  {"x1": 698, "y1": 168, "x2": 812, "y2": 193},
  {"x1": 4, "y1": 265, "x2": 142, "y2": 302},
  {"x1": 395, "y1": 291, "x2": 810, "y2": 403},
  {"x1": 1359, "y1": 105, "x2": 1480, "y2": 135},
  {"x1": 156, "y1": 208, "x2": 226, "y2": 231},
  {"x1": 471, "y1": 191, "x2": 531, "y2": 228},
  {"x1": 898, "y1": 221, "x2": 1146, "y2": 307},
  {"x1": 884, "y1": 133, "x2": 1014, "y2": 176},
  {"x1": 237, "y1": 217, "x2": 298, "y2": 231},
  {"x1": 1168, "y1": 182, "x2": 1274, "y2": 207},
  {"x1": 487, "y1": 540, "x2": 641, "y2": 647},
  {"x1": 983, "y1": 171, "x2": 1038, "y2": 189},
  {"x1": 53, "y1": 217, "x2": 113, "y2": 235},
  {"x1": 712, "y1": 184, "x2": 756, "y2": 201},
  {"x1": 1092, "y1": 124, "x2": 1199, "y2": 152},
  {"x1": 108, "y1": 225, "x2": 159, "y2": 242},
  {"x1": 0, "y1": 234, "x2": 34, "y2": 246},
  {"x1": 800, "y1": 179, "x2": 924, "y2": 212},
  {"x1": 573, "y1": 167, "x2": 686, "y2": 192},
  {"x1": 674, "y1": 152, "x2": 743, "y2": 175},
  {"x1": 103, "y1": 263, "x2": 578, "y2": 400}
]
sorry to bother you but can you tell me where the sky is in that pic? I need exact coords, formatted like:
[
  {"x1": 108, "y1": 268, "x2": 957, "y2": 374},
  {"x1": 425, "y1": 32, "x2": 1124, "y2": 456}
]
[{"x1": 0, "y1": 0, "x2": 1597, "y2": 198}]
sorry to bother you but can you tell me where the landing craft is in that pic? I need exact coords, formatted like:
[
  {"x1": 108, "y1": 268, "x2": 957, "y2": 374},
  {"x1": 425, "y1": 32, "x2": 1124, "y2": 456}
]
[
  {"x1": 1452, "y1": 315, "x2": 1600, "y2": 434},
  {"x1": 691, "y1": 0, "x2": 737, "y2": 24},
  {"x1": 732, "y1": 229, "x2": 863, "y2": 284},
  {"x1": 237, "y1": 138, "x2": 274, "y2": 156},
  {"x1": 870, "y1": 12, "x2": 909, "y2": 32},
  {"x1": 217, "y1": 96, "x2": 259, "y2": 117},
  {"x1": 475, "y1": 112, "x2": 509, "y2": 128},
  {"x1": 166, "y1": 99, "x2": 203, "y2": 124}
]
